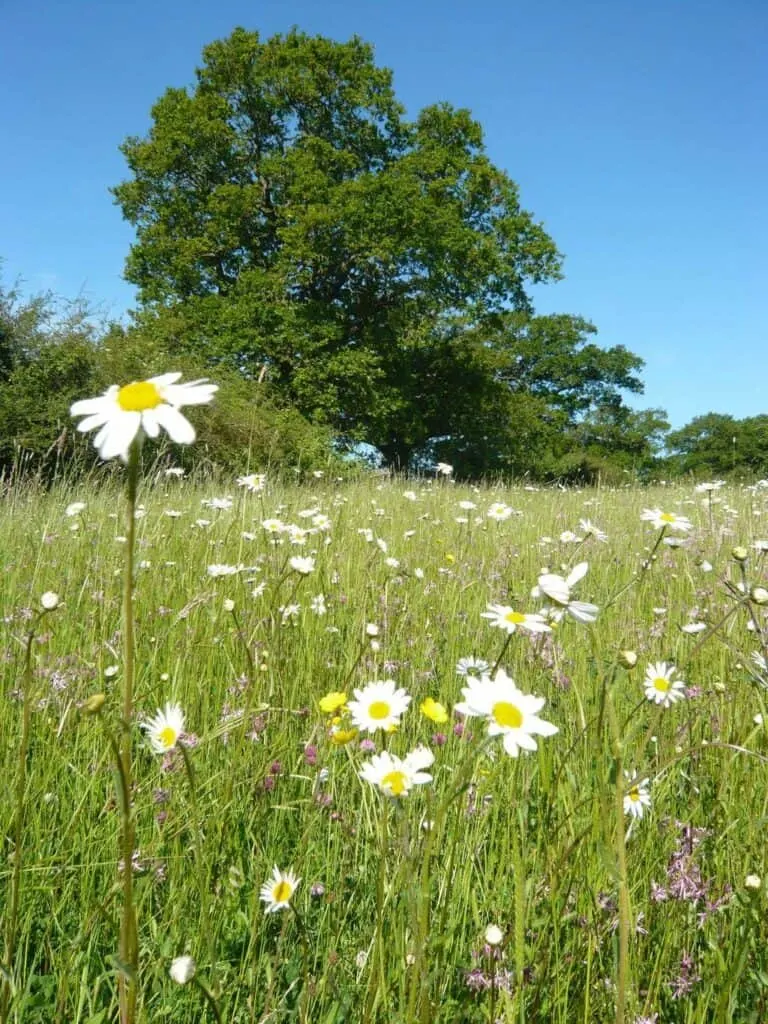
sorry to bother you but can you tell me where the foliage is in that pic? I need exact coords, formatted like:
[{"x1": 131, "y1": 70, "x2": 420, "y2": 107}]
[
  {"x1": 0, "y1": 280, "x2": 338, "y2": 481},
  {"x1": 0, "y1": 280, "x2": 100, "y2": 477},
  {"x1": 665, "y1": 412, "x2": 768, "y2": 478},
  {"x1": 114, "y1": 27, "x2": 637, "y2": 470}
]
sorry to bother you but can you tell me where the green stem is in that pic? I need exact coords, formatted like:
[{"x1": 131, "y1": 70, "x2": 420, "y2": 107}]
[
  {"x1": 1, "y1": 623, "x2": 38, "y2": 1022},
  {"x1": 365, "y1": 797, "x2": 390, "y2": 1020},
  {"x1": 606, "y1": 691, "x2": 630, "y2": 1024},
  {"x1": 179, "y1": 743, "x2": 213, "y2": 967},
  {"x1": 119, "y1": 441, "x2": 139, "y2": 1024},
  {"x1": 193, "y1": 977, "x2": 223, "y2": 1024}
]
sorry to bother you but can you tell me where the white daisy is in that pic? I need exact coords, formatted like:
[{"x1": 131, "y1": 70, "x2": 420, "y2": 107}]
[
  {"x1": 579, "y1": 519, "x2": 608, "y2": 542},
  {"x1": 454, "y1": 668, "x2": 558, "y2": 757},
  {"x1": 486, "y1": 502, "x2": 513, "y2": 522},
  {"x1": 694, "y1": 481, "x2": 724, "y2": 494},
  {"x1": 260, "y1": 866, "x2": 300, "y2": 913},
  {"x1": 623, "y1": 774, "x2": 651, "y2": 819},
  {"x1": 347, "y1": 680, "x2": 411, "y2": 733},
  {"x1": 640, "y1": 508, "x2": 693, "y2": 532},
  {"x1": 70, "y1": 373, "x2": 217, "y2": 461},
  {"x1": 262, "y1": 518, "x2": 285, "y2": 534},
  {"x1": 481, "y1": 604, "x2": 551, "y2": 634},
  {"x1": 359, "y1": 746, "x2": 434, "y2": 797},
  {"x1": 643, "y1": 661, "x2": 686, "y2": 707},
  {"x1": 289, "y1": 556, "x2": 315, "y2": 575},
  {"x1": 456, "y1": 656, "x2": 489, "y2": 677},
  {"x1": 237, "y1": 473, "x2": 266, "y2": 492},
  {"x1": 143, "y1": 703, "x2": 185, "y2": 754},
  {"x1": 531, "y1": 562, "x2": 599, "y2": 624},
  {"x1": 207, "y1": 563, "x2": 244, "y2": 577}
]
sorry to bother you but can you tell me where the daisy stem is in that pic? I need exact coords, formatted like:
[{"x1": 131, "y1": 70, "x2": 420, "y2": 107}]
[
  {"x1": 1, "y1": 619, "x2": 39, "y2": 1022},
  {"x1": 606, "y1": 690, "x2": 631, "y2": 1024},
  {"x1": 192, "y1": 977, "x2": 223, "y2": 1024},
  {"x1": 118, "y1": 440, "x2": 139, "y2": 1024},
  {"x1": 290, "y1": 907, "x2": 312, "y2": 1024},
  {"x1": 491, "y1": 633, "x2": 513, "y2": 676},
  {"x1": 365, "y1": 797, "x2": 390, "y2": 1020},
  {"x1": 511, "y1": 764, "x2": 526, "y2": 1022},
  {"x1": 604, "y1": 527, "x2": 667, "y2": 611},
  {"x1": 179, "y1": 742, "x2": 213, "y2": 968}
]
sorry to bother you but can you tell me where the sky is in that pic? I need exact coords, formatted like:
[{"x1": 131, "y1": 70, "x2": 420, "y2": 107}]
[{"x1": 1, "y1": 0, "x2": 766, "y2": 428}]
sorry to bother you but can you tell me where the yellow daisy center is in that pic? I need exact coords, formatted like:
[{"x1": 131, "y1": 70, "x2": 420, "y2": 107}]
[
  {"x1": 272, "y1": 880, "x2": 292, "y2": 902},
  {"x1": 368, "y1": 700, "x2": 391, "y2": 720},
  {"x1": 504, "y1": 611, "x2": 526, "y2": 625},
  {"x1": 628, "y1": 786, "x2": 640, "y2": 802},
  {"x1": 660, "y1": 512, "x2": 676, "y2": 523},
  {"x1": 159, "y1": 726, "x2": 178, "y2": 749},
  {"x1": 653, "y1": 677, "x2": 670, "y2": 693},
  {"x1": 492, "y1": 701, "x2": 523, "y2": 729},
  {"x1": 382, "y1": 770, "x2": 408, "y2": 796},
  {"x1": 117, "y1": 381, "x2": 163, "y2": 412}
]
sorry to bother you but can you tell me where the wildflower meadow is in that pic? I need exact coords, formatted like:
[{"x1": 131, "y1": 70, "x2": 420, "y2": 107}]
[{"x1": 2, "y1": 382, "x2": 768, "y2": 1023}]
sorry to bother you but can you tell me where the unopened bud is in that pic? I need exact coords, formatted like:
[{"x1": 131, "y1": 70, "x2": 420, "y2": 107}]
[
  {"x1": 83, "y1": 693, "x2": 106, "y2": 715},
  {"x1": 750, "y1": 586, "x2": 768, "y2": 606},
  {"x1": 745, "y1": 874, "x2": 762, "y2": 891},
  {"x1": 619, "y1": 650, "x2": 638, "y2": 670},
  {"x1": 40, "y1": 591, "x2": 60, "y2": 611},
  {"x1": 484, "y1": 924, "x2": 504, "y2": 946},
  {"x1": 223, "y1": 598, "x2": 235, "y2": 612},
  {"x1": 732, "y1": 546, "x2": 749, "y2": 563},
  {"x1": 169, "y1": 955, "x2": 196, "y2": 985}
]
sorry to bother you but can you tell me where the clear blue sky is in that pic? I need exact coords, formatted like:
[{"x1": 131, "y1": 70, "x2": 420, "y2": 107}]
[{"x1": 2, "y1": 0, "x2": 765, "y2": 427}]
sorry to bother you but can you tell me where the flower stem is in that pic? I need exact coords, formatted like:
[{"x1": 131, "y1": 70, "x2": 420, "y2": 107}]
[
  {"x1": 179, "y1": 742, "x2": 213, "y2": 966},
  {"x1": 118, "y1": 441, "x2": 140, "y2": 1024},
  {"x1": 606, "y1": 690, "x2": 631, "y2": 1024},
  {"x1": 1, "y1": 622, "x2": 38, "y2": 1022}
]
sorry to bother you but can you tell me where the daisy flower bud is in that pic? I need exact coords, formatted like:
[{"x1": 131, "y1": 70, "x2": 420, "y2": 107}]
[{"x1": 169, "y1": 955, "x2": 196, "y2": 984}]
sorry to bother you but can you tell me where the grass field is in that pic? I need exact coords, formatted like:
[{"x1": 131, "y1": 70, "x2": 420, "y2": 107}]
[{"x1": 2, "y1": 469, "x2": 768, "y2": 1023}]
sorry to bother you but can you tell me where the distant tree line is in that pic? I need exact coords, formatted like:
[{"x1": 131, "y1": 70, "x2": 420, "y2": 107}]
[
  {"x1": 2, "y1": 28, "x2": 764, "y2": 484},
  {"x1": 4, "y1": 276, "x2": 767, "y2": 484}
]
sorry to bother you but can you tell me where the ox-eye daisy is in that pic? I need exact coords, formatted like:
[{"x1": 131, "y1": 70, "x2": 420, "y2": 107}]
[
  {"x1": 455, "y1": 668, "x2": 558, "y2": 757},
  {"x1": 644, "y1": 661, "x2": 686, "y2": 706},
  {"x1": 70, "y1": 374, "x2": 217, "y2": 461},
  {"x1": 260, "y1": 866, "x2": 300, "y2": 913},
  {"x1": 348, "y1": 680, "x2": 411, "y2": 733},
  {"x1": 237, "y1": 473, "x2": 266, "y2": 492},
  {"x1": 360, "y1": 746, "x2": 434, "y2": 797},
  {"x1": 531, "y1": 562, "x2": 599, "y2": 624},
  {"x1": 640, "y1": 509, "x2": 693, "y2": 532},
  {"x1": 481, "y1": 604, "x2": 551, "y2": 635},
  {"x1": 143, "y1": 703, "x2": 185, "y2": 754},
  {"x1": 623, "y1": 773, "x2": 651, "y2": 819}
]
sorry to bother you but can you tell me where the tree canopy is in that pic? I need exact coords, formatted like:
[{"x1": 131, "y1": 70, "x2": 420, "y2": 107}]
[{"x1": 112, "y1": 26, "x2": 654, "y2": 474}]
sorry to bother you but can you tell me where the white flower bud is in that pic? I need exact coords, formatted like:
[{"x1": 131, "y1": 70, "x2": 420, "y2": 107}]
[{"x1": 169, "y1": 955, "x2": 196, "y2": 984}]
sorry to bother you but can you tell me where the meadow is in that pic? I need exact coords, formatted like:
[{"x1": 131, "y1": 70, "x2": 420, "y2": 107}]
[{"x1": 2, "y1": 467, "x2": 768, "y2": 1023}]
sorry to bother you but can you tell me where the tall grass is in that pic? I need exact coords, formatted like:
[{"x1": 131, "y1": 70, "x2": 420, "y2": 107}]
[{"x1": 1, "y1": 472, "x2": 767, "y2": 1022}]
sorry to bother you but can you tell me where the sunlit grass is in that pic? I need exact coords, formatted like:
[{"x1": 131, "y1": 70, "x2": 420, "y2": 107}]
[{"x1": 1, "y1": 472, "x2": 768, "y2": 1022}]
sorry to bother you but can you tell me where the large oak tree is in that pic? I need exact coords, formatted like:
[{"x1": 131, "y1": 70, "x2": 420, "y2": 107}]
[{"x1": 114, "y1": 27, "x2": 645, "y2": 472}]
